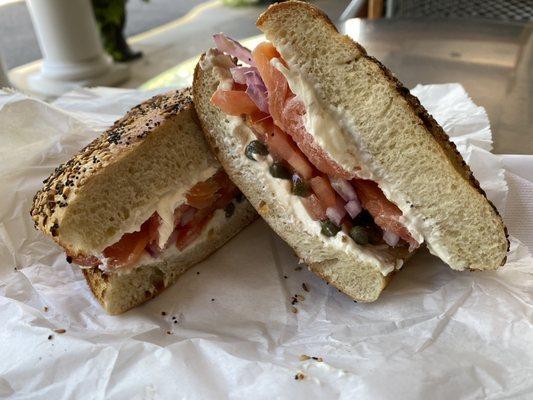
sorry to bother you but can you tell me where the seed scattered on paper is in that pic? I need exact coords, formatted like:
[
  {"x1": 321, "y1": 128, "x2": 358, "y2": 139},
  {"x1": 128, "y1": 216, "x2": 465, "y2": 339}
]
[
  {"x1": 299, "y1": 354, "x2": 323, "y2": 362},
  {"x1": 294, "y1": 372, "x2": 305, "y2": 380},
  {"x1": 53, "y1": 328, "x2": 66, "y2": 334}
]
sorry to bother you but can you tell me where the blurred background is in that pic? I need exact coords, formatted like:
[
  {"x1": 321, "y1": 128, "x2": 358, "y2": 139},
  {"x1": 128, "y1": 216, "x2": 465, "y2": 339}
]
[{"x1": 0, "y1": 0, "x2": 531, "y2": 152}]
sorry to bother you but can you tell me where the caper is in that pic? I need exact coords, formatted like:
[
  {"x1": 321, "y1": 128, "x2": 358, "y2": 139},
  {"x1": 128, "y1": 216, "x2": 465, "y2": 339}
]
[
  {"x1": 367, "y1": 225, "x2": 383, "y2": 245},
  {"x1": 291, "y1": 175, "x2": 310, "y2": 197},
  {"x1": 352, "y1": 210, "x2": 373, "y2": 226},
  {"x1": 224, "y1": 202, "x2": 235, "y2": 218},
  {"x1": 269, "y1": 162, "x2": 291, "y2": 179},
  {"x1": 349, "y1": 226, "x2": 369, "y2": 245},
  {"x1": 245, "y1": 140, "x2": 269, "y2": 161},
  {"x1": 320, "y1": 220, "x2": 341, "y2": 237}
]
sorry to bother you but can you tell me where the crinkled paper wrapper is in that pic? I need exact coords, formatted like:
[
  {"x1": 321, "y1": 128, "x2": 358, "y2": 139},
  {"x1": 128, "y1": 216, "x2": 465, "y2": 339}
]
[{"x1": 0, "y1": 85, "x2": 531, "y2": 399}]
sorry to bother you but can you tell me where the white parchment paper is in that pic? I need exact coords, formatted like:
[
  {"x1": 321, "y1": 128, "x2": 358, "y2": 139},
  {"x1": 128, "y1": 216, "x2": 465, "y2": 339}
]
[{"x1": 0, "y1": 85, "x2": 531, "y2": 400}]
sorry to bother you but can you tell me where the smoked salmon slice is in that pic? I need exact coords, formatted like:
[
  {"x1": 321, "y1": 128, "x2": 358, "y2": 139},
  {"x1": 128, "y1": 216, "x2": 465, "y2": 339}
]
[
  {"x1": 252, "y1": 42, "x2": 287, "y2": 126},
  {"x1": 353, "y1": 179, "x2": 418, "y2": 247},
  {"x1": 251, "y1": 42, "x2": 353, "y2": 179},
  {"x1": 281, "y1": 96, "x2": 353, "y2": 179}
]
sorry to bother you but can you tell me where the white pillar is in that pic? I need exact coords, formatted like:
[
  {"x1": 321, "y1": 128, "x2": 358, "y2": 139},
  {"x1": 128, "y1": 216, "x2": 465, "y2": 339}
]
[
  {"x1": 26, "y1": 0, "x2": 129, "y2": 96},
  {"x1": 0, "y1": 53, "x2": 9, "y2": 88}
]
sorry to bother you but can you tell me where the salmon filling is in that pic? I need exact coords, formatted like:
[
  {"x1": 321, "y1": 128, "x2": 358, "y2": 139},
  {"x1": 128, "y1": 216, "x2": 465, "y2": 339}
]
[
  {"x1": 209, "y1": 36, "x2": 419, "y2": 250},
  {"x1": 69, "y1": 169, "x2": 240, "y2": 270}
]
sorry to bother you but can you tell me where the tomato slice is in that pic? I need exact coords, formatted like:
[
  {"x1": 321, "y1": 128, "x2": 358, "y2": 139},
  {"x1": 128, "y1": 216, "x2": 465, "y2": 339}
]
[
  {"x1": 309, "y1": 176, "x2": 338, "y2": 209},
  {"x1": 353, "y1": 179, "x2": 418, "y2": 247},
  {"x1": 175, "y1": 213, "x2": 213, "y2": 251},
  {"x1": 175, "y1": 169, "x2": 238, "y2": 252},
  {"x1": 173, "y1": 204, "x2": 194, "y2": 226},
  {"x1": 211, "y1": 89, "x2": 260, "y2": 116},
  {"x1": 103, "y1": 217, "x2": 153, "y2": 269},
  {"x1": 301, "y1": 194, "x2": 326, "y2": 221},
  {"x1": 266, "y1": 126, "x2": 314, "y2": 179},
  {"x1": 186, "y1": 179, "x2": 221, "y2": 209}
]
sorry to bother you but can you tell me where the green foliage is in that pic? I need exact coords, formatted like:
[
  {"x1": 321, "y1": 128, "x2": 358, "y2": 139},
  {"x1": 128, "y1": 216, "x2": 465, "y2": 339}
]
[{"x1": 92, "y1": 0, "x2": 125, "y2": 27}]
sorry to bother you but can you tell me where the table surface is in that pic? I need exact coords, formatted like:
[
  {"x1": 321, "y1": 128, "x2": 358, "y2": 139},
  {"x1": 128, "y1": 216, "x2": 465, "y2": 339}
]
[
  {"x1": 342, "y1": 18, "x2": 532, "y2": 155},
  {"x1": 143, "y1": 16, "x2": 532, "y2": 155}
]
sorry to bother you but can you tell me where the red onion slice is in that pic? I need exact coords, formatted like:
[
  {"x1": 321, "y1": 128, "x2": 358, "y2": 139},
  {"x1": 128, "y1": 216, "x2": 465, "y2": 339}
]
[
  {"x1": 230, "y1": 66, "x2": 256, "y2": 84},
  {"x1": 213, "y1": 34, "x2": 254, "y2": 65},
  {"x1": 146, "y1": 242, "x2": 162, "y2": 258},
  {"x1": 246, "y1": 82, "x2": 268, "y2": 113},
  {"x1": 229, "y1": 66, "x2": 269, "y2": 112},
  {"x1": 244, "y1": 69, "x2": 268, "y2": 113},
  {"x1": 383, "y1": 231, "x2": 400, "y2": 247},
  {"x1": 345, "y1": 199, "x2": 362, "y2": 218},
  {"x1": 326, "y1": 203, "x2": 346, "y2": 226},
  {"x1": 329, "y1": 177, "x2": 357, "y2": 201}
]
